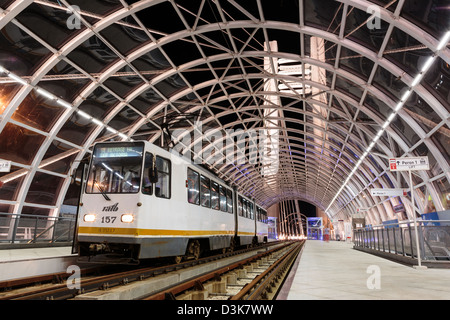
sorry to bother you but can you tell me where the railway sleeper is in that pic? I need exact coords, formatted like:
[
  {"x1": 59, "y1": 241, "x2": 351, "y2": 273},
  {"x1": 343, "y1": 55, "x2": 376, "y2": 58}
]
[{"x1": 177, "y1": 277, "x2": 227, "y2": 300}]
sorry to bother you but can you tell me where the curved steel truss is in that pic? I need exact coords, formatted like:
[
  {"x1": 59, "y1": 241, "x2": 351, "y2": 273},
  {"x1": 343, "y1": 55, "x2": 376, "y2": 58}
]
[{"x1": 0, "y1": 0, "x2": 449, "y2": 228}]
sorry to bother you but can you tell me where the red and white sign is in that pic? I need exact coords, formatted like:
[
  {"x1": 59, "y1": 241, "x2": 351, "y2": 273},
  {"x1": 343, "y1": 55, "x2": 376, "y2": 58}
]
[
  {"x1": 389, "y1": 159, "x2": 397, "y2": 171},
  {"x1": 389, "y1": 157, "x2": 429, "y2": 172}
]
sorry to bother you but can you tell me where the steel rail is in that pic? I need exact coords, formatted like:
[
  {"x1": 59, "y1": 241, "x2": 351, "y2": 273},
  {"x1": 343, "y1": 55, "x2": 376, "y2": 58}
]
[
  {"x1": 143, "y1": 241, "x2": 303, "y2": 300},
  {"x1": 231, "y1": 241, "x2": 304, "y2": 300}
]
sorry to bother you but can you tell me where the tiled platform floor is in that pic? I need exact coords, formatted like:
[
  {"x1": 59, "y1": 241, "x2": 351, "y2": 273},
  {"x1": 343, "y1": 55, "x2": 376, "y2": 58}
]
[{"x1": 284, "y1": 240, "x2": 450, "y2": 300}]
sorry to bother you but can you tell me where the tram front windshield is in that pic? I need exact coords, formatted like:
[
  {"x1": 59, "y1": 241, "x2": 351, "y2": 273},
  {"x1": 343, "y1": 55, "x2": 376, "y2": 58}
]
[{"x1": 86, "y1": 142, "x2": 144, "y2": 194}]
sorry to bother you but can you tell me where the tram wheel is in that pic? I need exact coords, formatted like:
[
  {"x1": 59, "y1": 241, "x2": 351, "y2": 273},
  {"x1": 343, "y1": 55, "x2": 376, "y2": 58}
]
[{"x1": 187, "y1": 240, "x2": 201, "y2": 260}]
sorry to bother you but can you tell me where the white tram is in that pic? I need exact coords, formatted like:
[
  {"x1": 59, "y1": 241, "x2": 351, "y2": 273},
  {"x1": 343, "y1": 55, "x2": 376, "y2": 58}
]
[{"x1": 76, "y1": 141, "x2": 268, "y2": 264}]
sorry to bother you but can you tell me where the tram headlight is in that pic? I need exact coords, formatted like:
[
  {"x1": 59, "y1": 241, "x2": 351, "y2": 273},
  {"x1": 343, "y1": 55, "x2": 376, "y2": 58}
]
[
  {"x1": 83, "y1": 214, "x2": 96, "y2": 222},
  {"x1": 121, "y1": 214, "x2": 134, "y2": 223}
]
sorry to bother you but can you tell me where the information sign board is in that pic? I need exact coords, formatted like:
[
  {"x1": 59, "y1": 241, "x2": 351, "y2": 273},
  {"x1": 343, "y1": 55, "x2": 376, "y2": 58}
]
[{"x1": 389, "y1": 157, "x2": 429, "y2": 171}]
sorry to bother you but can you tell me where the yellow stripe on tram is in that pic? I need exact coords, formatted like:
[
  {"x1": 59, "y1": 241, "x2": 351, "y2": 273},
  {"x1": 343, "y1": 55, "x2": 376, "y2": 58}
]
[{"x1": 78, "y1": 226, "x2": 254, "y2": 237}]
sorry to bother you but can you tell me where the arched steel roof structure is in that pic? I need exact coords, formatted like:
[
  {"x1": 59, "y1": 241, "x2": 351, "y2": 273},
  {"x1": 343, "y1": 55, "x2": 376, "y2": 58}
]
[{"x1": 0, "y1": 0, "x2": 448, "y2": 233}]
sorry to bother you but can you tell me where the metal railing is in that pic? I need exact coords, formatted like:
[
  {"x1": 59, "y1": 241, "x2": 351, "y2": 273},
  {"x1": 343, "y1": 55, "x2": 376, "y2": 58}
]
[
  {"x1": 353, "y1": 220, "x2": 450, "y2": 262},
  {"x1": 0, "y1": 213, "x2": 76, "y2": 244}
]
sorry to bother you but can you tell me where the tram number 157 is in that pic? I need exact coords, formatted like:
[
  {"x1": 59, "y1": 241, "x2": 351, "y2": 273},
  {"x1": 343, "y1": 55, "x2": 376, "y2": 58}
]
[{"x1": 101, "y1": 216, "x2": 116, "y2": 224}]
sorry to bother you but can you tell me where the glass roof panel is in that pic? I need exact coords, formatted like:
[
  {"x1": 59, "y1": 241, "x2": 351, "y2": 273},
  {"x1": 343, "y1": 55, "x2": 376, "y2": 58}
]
[
  {"x1": 11, "y1": 91, "x2": 65, "y2": 133},
  {"x1": 67, "y1": 0, "x2": 123, "y2": 16},
  {"x1": 372, "y1": 65, "x2": 409, "y2": 101},
  {"x1": 15, "y1": 2, "x2": 86, "y2": 49},
  {"x1": 403, "y1": 91, "x2": 442, "y2": 133},
  {"x1": 304, "y1": 0, "x2": 343, "y2": 34},
  {"x1": 335, "y1": 74, "x2": 364, "y2": 101},
  {"x1": 423, "y1": 56, "x2": 450, "y2": 112},
  {"x1": 41, "y1": 140, "x2": 79, "y2": 175},
  {"x1": 66, "y1": 35, "x2": 120, "y2": 74},
  {"x1": 431, "y1": 124, "x2": 450, "y2": 164},
  {"x1": 401, "y1": 0, "x2": 450, "y2": 39},
  {"x1": 0, "y1": 22, "x2": 52, "y2": 76},
  {"x1": 390, "y1": 115, "x2": 421, "y2": 147},
  {"x1": 56, "y1": 111, "x2": 97, "y2": 146},
  {"x1": 0, "y1": 166, "x2": 25, "y2": 201},
  {"x1": 338, "y1": 47, "x2": 375, "y2": 81},
  {"x1": 0, "y1": 122, "x2": 46, "y2": 165},
  {"x1": 364, "y1": 90, "x2": 391, "y2": 119},
  {"x1": 0, "y1": 83, "x2": 22, "y2": 115},
  {"x1": 25, "y1": 171, "x2": 65, "y2": 205},
  {"x1": 343, "y1": 5, "x2": 385, "y2": 51},
  {"x1": 384, "y1": 26, "x2": 434, "y2": 77}
]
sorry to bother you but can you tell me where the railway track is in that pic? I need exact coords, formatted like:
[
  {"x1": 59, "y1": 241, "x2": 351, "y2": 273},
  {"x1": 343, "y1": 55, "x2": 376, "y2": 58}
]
[
  {"x1": 143, "y1": 240, "x2": 304, "y2": 300},
  {"x1": 0, "y1": 241, "x2": 298, "y2": 300}
]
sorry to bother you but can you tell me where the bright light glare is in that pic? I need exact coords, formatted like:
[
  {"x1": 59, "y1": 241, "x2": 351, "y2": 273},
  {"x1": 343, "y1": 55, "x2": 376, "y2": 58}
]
[
  {"x1": 83, "y1": 214, "x2": 96, "y2": 222},
  {"x1": 121, "y1": 214, "x2": 134, "y2": 223},
  {"x1": 411, "y1": 74, "x2": 423, "y2": 87},
  {"x1": 420, "y1": 56, "x2": 435, "y2": 73},
  {"x1": 437, "y1": 31, "x2": 450, "y2": 50},
  {"x1": 36, "y1": 88, "x2": 55, "y2": 100},
  {"x1": 401, "y1": 90, "x2": 412, "y2": 102}
]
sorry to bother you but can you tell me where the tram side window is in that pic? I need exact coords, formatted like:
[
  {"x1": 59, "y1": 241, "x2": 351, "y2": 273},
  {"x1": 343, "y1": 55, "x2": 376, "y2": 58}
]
[
  {"x1": 249, "y1": 202, "x2": 254, "y2": 220},
  {"x1": 155, "y1": 156, "x2": 171, "y2": 199},
  {"x1": 142, "y1": 153, "x2": 153, "y2": 195},
  {"x1": 238, "y1": 196, "x2": 243, "y2": 216},
  {"x1": 227, "y1": 189, "x2": 233, "y2": 214},
  {"x1": 242, "y1": 199, "x2": 248, "y2": 218},
  {"x1": 211, "y1": 181, "x2": 219, "y2": 210},
  {"x1": 187, "y1": 168, "x2": 199, "y2": 205},
  {"x1": 219, "y1": 185, "x2": 227, "y2": 212},
  {"x1": 200, "y1": 175, "x2": 211, "y2": 208}
]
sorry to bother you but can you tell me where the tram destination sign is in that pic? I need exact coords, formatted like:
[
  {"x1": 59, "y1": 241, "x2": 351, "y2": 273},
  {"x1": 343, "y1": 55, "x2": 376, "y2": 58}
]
[{"x1": 389, "y1": 156, "x2": 429, "y2": 172}]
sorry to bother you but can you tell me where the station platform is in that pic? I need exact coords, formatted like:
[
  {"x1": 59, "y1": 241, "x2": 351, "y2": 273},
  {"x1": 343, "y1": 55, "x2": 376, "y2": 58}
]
[
  {"x1": 0, "y1": 246, "x2": 76, "y2": 282},
  {"x1": 279, "y1": 240, "x2": 450, "y2": 300}
]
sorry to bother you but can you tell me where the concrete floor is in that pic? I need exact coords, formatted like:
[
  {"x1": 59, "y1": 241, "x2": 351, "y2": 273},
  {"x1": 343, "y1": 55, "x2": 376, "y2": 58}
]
[
  {"x1": 0, "y1": 246, "x2": 75, "y2": 281},
  {"x1": 285, "y1": 240, "x2": 450, "y2": 300}
]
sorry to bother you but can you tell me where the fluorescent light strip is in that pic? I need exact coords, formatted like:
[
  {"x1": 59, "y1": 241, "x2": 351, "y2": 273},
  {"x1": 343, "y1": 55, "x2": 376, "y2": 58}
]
[
  {"x1": 77, "y1": 110, "x2": 91, "y2": 119},
  {"x1": 8, "y1": 73, "x2": 27, "y2": 86},
  {"x1": 1, "y1": 65, "x2": 133, "y2": 142},
  {"x1": 420, "y1": 56, "x2": 435, "y2": 73},
  {"x1": 36, "y1": 88, "x2": 56, "y2": 100},
  {"x1": 387, "y1": 113, "x2": 396, "y2": 122},
  {"x1": 401, "y1": 89, "x2": 412, "y2": 102},
  {"x1": 106, "y1": 127, "x2": 117, "y2": 134},
  {"x1": 56, "y1": 99, "x2": 72, "y2": 109},
  {"x1": 411, "y1": 74, "x2": 423, "y2": 87},
  {"x1": 91, "y1": 118, "x2": 103, "y2": 126},
  {"x1": 437, "y1": 31, "x2": 450, "y2": 50}
]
